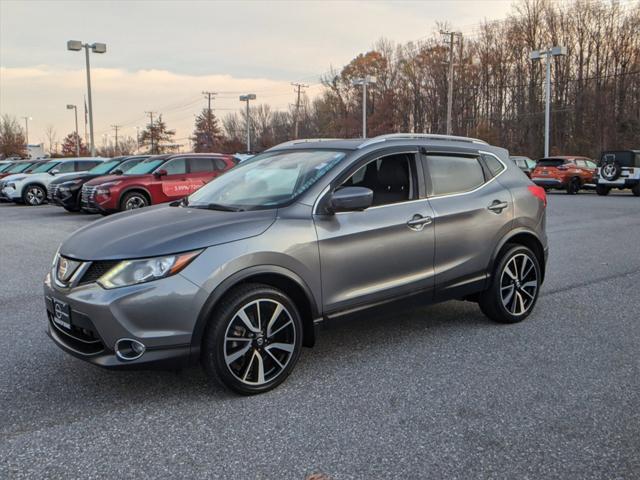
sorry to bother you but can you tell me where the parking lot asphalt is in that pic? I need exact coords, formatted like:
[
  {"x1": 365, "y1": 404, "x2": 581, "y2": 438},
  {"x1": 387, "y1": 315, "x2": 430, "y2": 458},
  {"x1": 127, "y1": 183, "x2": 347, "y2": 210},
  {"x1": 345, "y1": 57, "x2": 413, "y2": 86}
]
[{"x1": 1, "y1": 192, "x2": 639, "y2": 479}]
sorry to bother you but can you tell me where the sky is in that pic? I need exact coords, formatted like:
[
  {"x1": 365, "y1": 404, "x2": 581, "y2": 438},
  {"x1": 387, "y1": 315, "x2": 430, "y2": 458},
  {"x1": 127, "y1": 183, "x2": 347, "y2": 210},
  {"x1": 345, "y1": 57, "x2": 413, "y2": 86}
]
[{"x1": 0, "y1": 0, "x2": 515, "y2": 150}]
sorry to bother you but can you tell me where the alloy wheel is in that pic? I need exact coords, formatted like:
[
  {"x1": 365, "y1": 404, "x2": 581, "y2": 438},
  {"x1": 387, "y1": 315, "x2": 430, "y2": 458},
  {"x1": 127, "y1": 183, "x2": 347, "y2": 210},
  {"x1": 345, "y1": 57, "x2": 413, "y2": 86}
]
[
  {"x1": 223, "y1": 298, "x2": 296, "y2": 386},
  {"x1": 26, "y1": 186, "x2": 45, "y2": 205},
  {"x1": 499, "y1": 253, "x2": 538, "y2": 316},
  {"x1": 125, "y1": 196, "x2": 146, "y2": 210}
]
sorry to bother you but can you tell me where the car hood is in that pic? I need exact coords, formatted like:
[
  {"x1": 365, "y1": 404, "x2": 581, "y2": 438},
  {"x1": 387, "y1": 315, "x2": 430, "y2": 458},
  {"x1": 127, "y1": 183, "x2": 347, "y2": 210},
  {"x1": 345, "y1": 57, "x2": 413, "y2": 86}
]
[
  {"x1": 84, "y1": 173, "x2": 150, "y2": 186},
  {"x1": 1, "y1": 172, "x2": 36, "y2": 183},
  {"x1": 60, "y1": 204, "x2": 278, "y2": 261}
]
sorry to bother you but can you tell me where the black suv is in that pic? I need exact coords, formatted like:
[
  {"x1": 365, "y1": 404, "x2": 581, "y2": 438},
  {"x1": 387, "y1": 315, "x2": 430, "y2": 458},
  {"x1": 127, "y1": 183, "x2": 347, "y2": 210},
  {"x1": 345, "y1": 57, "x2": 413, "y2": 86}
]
[{"x1": 48, "y1": 156, "x2": 149, "y2": 211}]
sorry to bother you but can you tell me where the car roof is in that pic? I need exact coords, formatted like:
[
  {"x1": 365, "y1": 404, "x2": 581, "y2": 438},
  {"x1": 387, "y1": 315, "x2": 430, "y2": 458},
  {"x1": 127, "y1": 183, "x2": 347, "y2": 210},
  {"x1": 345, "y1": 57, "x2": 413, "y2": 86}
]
[{"x1": 52, "y1": 157, "x2": 104, "y2": 162}]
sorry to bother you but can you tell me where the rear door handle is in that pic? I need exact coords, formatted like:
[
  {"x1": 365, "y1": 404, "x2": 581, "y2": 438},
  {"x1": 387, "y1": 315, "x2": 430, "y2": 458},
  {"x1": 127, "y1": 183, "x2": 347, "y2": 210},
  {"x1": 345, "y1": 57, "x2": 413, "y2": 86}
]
[
  {"x1": 487, "y1": 200, "x2": 508, "y2": 213},
  {"x1": 407, "y1": 214, "x2": 433, "y2": 231}
]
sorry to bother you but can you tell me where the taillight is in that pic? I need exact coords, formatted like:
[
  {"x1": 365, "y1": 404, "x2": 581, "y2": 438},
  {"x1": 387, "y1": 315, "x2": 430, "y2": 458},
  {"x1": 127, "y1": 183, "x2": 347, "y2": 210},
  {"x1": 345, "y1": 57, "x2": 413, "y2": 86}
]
[{"x1": 528, "y1": 185, "x2": 547, "y2": 208}]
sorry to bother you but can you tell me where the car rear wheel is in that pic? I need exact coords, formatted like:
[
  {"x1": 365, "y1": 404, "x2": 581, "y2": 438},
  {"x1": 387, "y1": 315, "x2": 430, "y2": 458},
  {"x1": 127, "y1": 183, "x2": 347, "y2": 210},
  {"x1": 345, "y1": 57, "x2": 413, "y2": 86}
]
[
  {"x1": 596, "y1": 185, "x2": 611, "y2": 196},
  {"x1": 478, "y1": 244, "x2": 541, "y2": 324},
  {"x1": 566, "y1": 177, "x2": 580, "y2": 195},
  {"x1": 22, "y1": 184, "x2": 46, "y2": 206},
  {"x1": 202, "y1": 283, "x2": 303, "y2": 395},
  {"x1": 120, "y1": 191, "x2": 149, "y2": 211}
]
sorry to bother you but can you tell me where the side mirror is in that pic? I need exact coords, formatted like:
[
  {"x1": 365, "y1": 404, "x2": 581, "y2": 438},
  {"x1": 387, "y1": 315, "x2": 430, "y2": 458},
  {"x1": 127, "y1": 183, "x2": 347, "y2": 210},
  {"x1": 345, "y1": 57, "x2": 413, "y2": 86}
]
[
  {"x1": 49, "y1": 169, "x2": 60, "y2": 175},
  {"x1": 330, "y1": 186, "x2": 373, "y2": 213},
  {"x1": 154, "y1": 169, "x2": 168, "y2": 178},
  {"x1": 112, "y1": 169, "x2": 124, "y2": 175}
]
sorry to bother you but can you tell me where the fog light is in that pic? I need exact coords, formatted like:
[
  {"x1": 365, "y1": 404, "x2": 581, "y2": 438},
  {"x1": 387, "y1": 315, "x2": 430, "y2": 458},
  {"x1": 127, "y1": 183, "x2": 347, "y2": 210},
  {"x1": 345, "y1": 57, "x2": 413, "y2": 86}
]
[{"x1": 115, "y1": 338, "x2": 146, "y2": 361}]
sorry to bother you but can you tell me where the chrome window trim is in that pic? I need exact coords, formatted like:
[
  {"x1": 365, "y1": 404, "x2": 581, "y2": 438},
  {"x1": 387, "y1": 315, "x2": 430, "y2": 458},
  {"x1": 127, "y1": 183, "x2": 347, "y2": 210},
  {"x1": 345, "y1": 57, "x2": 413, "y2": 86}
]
[{"x1": 427, "y1": 150, "x2": 507, "y2": 201}]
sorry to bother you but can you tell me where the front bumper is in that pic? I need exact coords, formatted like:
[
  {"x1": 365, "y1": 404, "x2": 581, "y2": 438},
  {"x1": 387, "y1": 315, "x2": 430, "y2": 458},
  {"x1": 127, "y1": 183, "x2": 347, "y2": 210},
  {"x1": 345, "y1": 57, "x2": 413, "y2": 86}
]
[
  {"x1": 50, "y1": 185, "x2": 81, "y2": 209},
  {"x1": 44, "y1": 269, "x2": 209, "y2": 369},
  {"x1": 1, "y1": 185, "x2": 21, "y2": 201}
]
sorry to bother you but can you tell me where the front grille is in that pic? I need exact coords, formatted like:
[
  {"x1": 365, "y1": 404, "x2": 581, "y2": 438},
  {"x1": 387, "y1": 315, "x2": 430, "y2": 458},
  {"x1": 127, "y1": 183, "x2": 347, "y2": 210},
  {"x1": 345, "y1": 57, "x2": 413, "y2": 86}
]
[
  {"x1": 48, "y1": 184, "x2": 60, "y2": 200},
  {"x1": 78, "y1": 260, "x2": 119, "y2": 285},
  {"x1": 48, "y1": 314, "x2": 105, "y2": 355},
  {"x1": 81, "y1": 185, "x2": 97, "y2": 206}
]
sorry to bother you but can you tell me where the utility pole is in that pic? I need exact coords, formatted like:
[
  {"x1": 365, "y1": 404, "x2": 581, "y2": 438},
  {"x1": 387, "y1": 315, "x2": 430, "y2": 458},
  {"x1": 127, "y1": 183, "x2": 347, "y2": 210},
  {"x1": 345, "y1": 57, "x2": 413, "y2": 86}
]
[
  {"x1": 145, "y1": 111, "x2": 156, "y2": 154},
  {"x1": 291, "y1": 82, "x2": 308, "y2": 139},
  {"x1": 22, "y1": 116, "x2": 31, "y2": 146},
  {"x1": 351, "y1": 76, "x2": 376, "y2": 138},
  {"x1": 239, "y1": 94, "x2": 256, "y2": 152},
  {"x1": 111, "y1": 125, "x2": 121, "y2": 155},
  {"x1": 202, "y1": 91, "x2": 217, "y2": 150},
  {"x1": 135, "y1": 126, "x2": 140, "y2": 152},
  {"x1": 441, "y1": 30, "x2": 462, "y2": 136},
  {"x1": 530, "y1": 46, "x2": 567, "y2": 157}
]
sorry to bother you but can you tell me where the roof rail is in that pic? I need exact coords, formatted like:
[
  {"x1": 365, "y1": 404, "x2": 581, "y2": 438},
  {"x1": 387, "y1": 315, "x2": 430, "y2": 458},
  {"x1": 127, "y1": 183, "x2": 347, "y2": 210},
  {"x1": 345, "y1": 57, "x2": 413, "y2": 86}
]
[
  {"x1": 269, "y1": 138, "x2": 343, "y2": 149},
  {"x1": 357, "y1": 133, "x2": 488, "y2": 149}
]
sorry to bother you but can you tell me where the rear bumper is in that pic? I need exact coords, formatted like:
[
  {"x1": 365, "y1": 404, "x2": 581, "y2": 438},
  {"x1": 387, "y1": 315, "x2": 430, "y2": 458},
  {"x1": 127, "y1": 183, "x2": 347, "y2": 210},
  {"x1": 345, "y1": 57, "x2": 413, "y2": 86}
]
[{"x1": 531, "y1": 178, "x2": 564, "y2": 188}]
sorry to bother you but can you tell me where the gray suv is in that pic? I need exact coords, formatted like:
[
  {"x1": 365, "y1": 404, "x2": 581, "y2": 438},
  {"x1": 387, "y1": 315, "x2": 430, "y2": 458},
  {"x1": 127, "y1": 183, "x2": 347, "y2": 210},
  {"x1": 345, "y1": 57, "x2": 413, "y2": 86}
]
[{"x1": 44, "y1": 134, "x2": 548, "y2": 394}]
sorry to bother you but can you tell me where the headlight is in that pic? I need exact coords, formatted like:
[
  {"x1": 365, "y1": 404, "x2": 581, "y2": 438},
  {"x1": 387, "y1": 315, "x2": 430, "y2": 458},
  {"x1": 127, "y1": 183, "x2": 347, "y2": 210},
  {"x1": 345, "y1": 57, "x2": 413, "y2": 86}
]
[
  {"x1": 97, "y1": 250, "x2": 202, "y2": 289},
  {"x1": 7, "y1": 182, "x2": 16, "y2": 189}
]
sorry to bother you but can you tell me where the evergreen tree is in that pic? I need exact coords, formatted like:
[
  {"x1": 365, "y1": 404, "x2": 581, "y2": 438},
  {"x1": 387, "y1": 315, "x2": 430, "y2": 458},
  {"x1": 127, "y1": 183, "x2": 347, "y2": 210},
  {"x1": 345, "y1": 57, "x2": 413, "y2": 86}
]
[
  {"x1": 139, "y1": 114, "x2": 177, "y2": 154},
  {"x1": 192, "y1": 108, "x2": 222, "y2": 152},
  {"x1": 61, "y1": 132, "x2": 89, "y2": 157}
]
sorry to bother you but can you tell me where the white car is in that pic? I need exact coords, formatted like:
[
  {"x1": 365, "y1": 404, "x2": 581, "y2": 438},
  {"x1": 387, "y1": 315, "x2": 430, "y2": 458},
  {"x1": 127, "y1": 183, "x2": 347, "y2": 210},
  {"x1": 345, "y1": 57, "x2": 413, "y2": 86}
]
[{"x1": 1, "y1": 158, "x2": 103, "y2": 206}]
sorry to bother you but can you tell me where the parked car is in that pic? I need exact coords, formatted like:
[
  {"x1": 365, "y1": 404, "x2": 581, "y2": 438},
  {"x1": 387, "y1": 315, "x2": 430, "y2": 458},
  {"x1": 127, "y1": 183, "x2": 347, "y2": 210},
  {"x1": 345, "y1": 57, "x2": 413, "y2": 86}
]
[
  {"x1": 596, "y1": 150, "x2": 640, "y2": 196},
  {"x1": 80, "y1": 153, "x2": 236, "y2": 214},
  {"x1": 510, "y1": 156, "x2": 537, "y2": 178},
  {"x1": 45, "y1": 133, "x2": 548, "y2": 395},
  {"x1": 0, "y1": 160, "x2": 51, "y2": 201},
  {"x1": 0, "y1": 158, "x2": 103, "y2": 205},
  {"x1": 49, "y1": 155, "x2": 149, "y2": 212},
  {"x1": 530, "y1": 156, "x2": 597, "y2": 194}
]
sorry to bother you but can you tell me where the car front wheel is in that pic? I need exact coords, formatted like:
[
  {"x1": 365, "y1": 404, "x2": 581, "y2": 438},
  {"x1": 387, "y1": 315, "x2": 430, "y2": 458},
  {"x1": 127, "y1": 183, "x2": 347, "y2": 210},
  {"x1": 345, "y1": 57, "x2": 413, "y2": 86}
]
[
  {"x1": 120, "y1": 191, "x2": 149, "y2": 211},
  {"x1": 479, "y1": 245, "x2": 541, "y2": 324},
  {"x1": 22, "y1": 184, "x2": 47, "y2": 206},
  {"x1": 202, "y1": 283, "x2": 303, "y2": 395}
]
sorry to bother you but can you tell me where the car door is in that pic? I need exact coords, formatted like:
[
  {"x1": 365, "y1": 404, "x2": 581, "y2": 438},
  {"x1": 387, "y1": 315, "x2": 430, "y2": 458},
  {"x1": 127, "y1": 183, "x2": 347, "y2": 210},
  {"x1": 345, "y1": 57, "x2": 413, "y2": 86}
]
[
  {"x1": 158, "y1": 157, "x2": 190, "y2": 201},
  {"x1": 423, "y1": 150, "x2": 514, "y2": 299},
  {"x1": 186, "y1": 157, "x2": 216, "y2": 194},
  {"x1": 314, "y1": 150, "x2": 435, "y2": 313}
]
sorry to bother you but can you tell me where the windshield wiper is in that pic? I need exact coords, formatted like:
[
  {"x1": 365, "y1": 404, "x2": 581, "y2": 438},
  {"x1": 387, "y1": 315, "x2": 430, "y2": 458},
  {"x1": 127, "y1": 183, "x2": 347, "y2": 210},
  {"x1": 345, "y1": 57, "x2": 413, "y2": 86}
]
[{"x1": 190, "y1": 203, "x2": 244, "y2": 212}]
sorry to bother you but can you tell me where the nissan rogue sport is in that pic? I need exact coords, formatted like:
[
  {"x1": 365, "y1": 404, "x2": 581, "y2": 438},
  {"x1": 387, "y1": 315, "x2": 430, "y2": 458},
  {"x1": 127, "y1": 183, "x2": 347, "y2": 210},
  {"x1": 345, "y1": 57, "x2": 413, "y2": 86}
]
[{"x1": 44, "y1": 134, "x2": 548, "y2": 395}]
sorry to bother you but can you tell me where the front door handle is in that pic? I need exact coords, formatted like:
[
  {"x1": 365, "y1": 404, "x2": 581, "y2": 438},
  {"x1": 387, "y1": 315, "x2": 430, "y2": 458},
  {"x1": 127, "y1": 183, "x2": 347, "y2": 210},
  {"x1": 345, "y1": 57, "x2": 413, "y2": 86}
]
[
  {"x1": 487, "y1": 200, "x2": 508, "y2": 213},
  {"x1": 407, "y1": 214, "x2": 433, "y2": 231}
]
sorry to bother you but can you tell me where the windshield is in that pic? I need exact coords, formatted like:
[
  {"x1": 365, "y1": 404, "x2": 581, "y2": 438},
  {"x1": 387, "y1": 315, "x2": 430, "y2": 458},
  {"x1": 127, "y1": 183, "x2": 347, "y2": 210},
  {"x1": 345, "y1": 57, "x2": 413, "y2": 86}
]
[
  {"x1": 125, "y1": 158, "x2": 165, "y2": 175},
  {"x1": 0, "y1": 163, "x2": 13, "y2": 173},
  {"x1": 89, "y1": 159, "x2": 121, "y2": 174},
  {"x1": 119, "y1": 158, "x2": 145, "y2": 172},
  {"x1": 31, "y1": 161, "x2": 60, "y2": 173},
  {"x1": 188, "y1": 150, "x2": 346, "y2": 210}
]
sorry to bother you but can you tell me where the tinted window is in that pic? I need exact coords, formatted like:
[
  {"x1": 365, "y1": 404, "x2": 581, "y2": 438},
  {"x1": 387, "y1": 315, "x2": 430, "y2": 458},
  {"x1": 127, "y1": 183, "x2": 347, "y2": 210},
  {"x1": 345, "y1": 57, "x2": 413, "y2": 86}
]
[
  {"x1": 428, "y1": 155, "x2": 485, "y2": 196},
  {"x1": 189, "y1": 157, "x2": 214, "y2": 173},
  {"x1": 162, "y1": 158, "x2": 186, "y2": 175},
  {"x1": 56, "y1": 162, "x2": 76, "y2": 173},
  {"x1": 342, "y1": 153, "x2": 416, "y2": 206},
  {"x1": 537, "y1": 159, "x2": 566, "y2": 167},
  {"x1": 76, "y1": 161, "x2": 100, "y2": 171},
  {"x1": 483, "y1": 154, "x2": 505, "y2": 177}
]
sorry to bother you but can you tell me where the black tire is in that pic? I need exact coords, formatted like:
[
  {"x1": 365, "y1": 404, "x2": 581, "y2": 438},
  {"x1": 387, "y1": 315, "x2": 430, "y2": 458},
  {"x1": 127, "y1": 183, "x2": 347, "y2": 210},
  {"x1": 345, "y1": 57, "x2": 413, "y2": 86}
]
[
  {"x1": 63, "y1": 205, "x2": 80, "y2": 213},
  {"x1": 596, "y1": 184, "x2": 611, "y2": 196},
  {"x1": 202, "y1": 283, "x2": 303, "y2": 395},
  {"x1": 21, "y1": 184, "x2": 47, "y2": 206},
  {"x1": 478, "y1": 244, "x2": 541, "y2": 324},
  {"x1": 120, "y1": 191, "x2": 149, "y2": 211},
  {"x1": 566, "y1": 177, "x2": 580, "y2": 195},
  {"x1": 632, "y1": 184, "x2": 640, "y2": 197}
]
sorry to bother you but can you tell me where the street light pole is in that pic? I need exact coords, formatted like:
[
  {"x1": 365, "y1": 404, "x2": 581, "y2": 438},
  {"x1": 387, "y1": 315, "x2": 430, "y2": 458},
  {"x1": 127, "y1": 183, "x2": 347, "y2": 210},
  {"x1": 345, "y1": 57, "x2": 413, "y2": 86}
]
[
  {"x1": 351, "y1": 76, "x2": 376, "y2": 138},
  {"x1": 239, "y1": 94, "x2": 256, "y2": 152},
  {"x1": 530, "y1": 46, "x2": 567, "y2": 157},
  {"x1": 66, "y1": 105, "x2": 79, "y2": 156},
  {"x1": 22, "y1": 116, "x2": 31, "y2": 146},
  {"x1": 67, "y1": 40, "x2": 106, "y2": 157}
]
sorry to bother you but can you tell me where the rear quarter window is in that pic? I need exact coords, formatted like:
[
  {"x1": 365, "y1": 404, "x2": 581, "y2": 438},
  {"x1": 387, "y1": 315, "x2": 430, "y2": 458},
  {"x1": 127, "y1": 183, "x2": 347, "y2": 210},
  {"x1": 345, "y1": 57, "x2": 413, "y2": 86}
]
[{"x1": 482, "y1": 154, "x2": 505, "y2": 177}]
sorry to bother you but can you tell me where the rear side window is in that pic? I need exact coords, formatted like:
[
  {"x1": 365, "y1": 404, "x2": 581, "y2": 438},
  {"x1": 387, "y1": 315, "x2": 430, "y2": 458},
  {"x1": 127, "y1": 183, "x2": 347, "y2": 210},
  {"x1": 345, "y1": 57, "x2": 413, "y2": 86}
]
[
  {"x1": 482, "y1": 154, "x2": 505, "y2": 177},
  {"x1": 189, "y1": 157, "x2": 214, "y2": 173},
  {"x1": 161, "y1": 158, "x2": 187, "y2": 175},
  {"x1": 428, "y1": 155, "x2": 485, "y2": 196}
]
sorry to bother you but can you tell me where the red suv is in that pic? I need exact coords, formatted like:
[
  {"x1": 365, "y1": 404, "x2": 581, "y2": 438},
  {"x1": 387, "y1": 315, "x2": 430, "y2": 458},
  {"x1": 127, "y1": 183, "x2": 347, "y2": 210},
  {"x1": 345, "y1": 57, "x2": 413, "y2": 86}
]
[
  {"x1": 80, "y1": 153, "x2": 236, "y2": 214},
  {"x1": 531, "y1": 156, "x2": 597, "y2": 194}
]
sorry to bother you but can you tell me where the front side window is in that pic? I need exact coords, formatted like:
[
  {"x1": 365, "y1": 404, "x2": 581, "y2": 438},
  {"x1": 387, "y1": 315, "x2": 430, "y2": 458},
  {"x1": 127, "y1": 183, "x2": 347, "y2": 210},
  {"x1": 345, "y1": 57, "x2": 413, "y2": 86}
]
[
  {"x1": 161, "y1": 158, "x2": 186, "y2": 175},
  {"x1": 428, "y1": 155, "x2": 485, "y2": 196},
  {"x1": 340, "y1": 153, "x2": 416, "y2": 206},
  {"x1": 188, "y1": 150, "x2": 346, "y2": 210}
]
